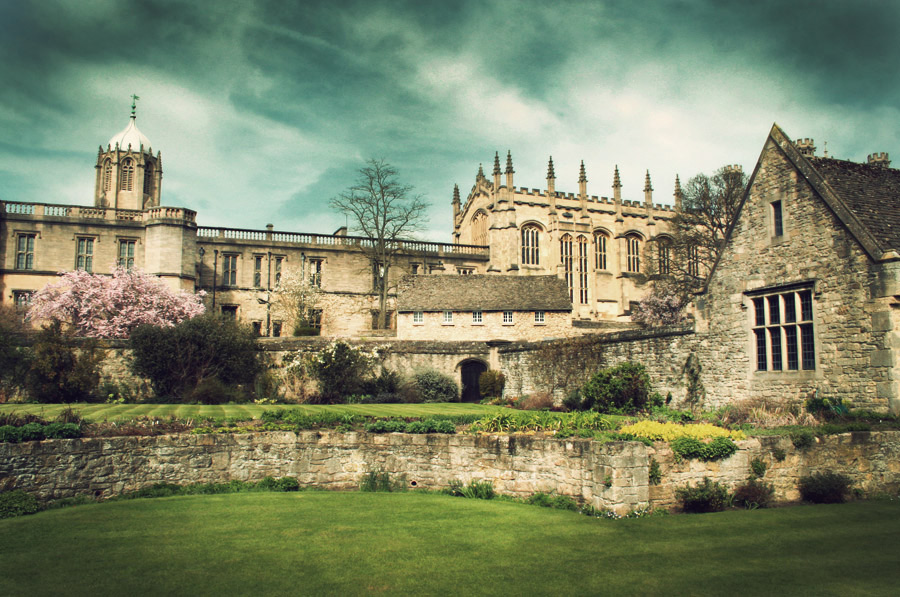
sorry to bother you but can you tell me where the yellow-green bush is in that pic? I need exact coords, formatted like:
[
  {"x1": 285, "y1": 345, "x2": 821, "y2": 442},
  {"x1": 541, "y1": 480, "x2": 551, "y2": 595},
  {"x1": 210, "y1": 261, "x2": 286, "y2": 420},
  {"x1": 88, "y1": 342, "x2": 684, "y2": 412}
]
[{"x1": 618, "y1": 420, "x2": 745, "y2": 442}]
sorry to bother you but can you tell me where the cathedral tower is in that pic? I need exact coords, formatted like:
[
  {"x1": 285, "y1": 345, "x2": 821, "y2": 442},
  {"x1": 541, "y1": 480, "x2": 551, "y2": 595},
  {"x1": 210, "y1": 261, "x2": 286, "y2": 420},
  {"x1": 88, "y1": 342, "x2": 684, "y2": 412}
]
[{"x1": 94, "y1": 96, "x2": 163, "y2": 210}]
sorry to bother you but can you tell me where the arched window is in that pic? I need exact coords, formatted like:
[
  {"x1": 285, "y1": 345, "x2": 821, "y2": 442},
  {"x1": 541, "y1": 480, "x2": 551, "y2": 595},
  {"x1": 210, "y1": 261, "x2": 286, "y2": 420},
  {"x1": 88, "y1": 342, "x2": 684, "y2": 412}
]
[
  {"x1": 560, "y1": 233, "x2": 573, "y2": 301},
  {"x1": 472, "y1": 211, "x2": 488, "y2": 245},
  {"x1": 577, "y1": 235, "x2": 589, "y2": 304},
  {"x1": 102, "y1": 159, "x2": 112, "y2": 191},
  {"x1": 657, "y1": 238, "x2": 671, "y2": 275},
  {"x1": 120, "y1": 158, "x2": 134, "y2": 191},
  {"x1": 594, "y1": 231, "x2": 608, "y2": 270},
  {"x1": 143, "y1": 164, "x2": 154, "y2": 195},
  {"x1": 521, "y1": 225, "x2": 540, "y2": 265},
  {"x1": 626, "y1": 234, "x2": 641, "y2": 273}
]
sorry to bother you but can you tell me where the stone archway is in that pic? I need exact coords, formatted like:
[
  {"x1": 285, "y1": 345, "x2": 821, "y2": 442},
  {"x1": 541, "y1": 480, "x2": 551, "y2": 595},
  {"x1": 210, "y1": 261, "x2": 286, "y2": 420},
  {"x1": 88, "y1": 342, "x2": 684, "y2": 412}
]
[{"x1": 460, "y1": 359, "x2": 488, "y2": 403}]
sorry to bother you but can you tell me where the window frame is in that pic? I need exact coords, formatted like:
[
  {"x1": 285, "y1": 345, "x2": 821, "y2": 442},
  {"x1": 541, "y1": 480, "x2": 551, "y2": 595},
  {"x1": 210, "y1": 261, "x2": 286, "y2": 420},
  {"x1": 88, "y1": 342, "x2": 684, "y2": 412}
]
[
  {"x1": 534, "y1": 310, "x2": 545, "y2": 324},
  {"x1": 117, "y1": 239, "x2": 136, "y2": 270},
  {"x1": 413, "y1": 311, "x2": 424, "y2": 325},
  {"x1": 749, "y1": 285, "x2": 816, "y2": 373},
  {"x1": 253, "y1": 255, "x2": 264, "y2": 288},
  {"x1": 472, "y1": 310, "x2": 483, "y2": 324},
  {"x1": 594, "y1": 231, "x2": 608, "y2": 270},
  {"x1": 75, "y1": 237, "x2": 95, "y2": 273},
  {"x1": 309, "y1": 258, "x2": 323, "y2": 288},
  {"x1": 561, "y1": 233, "x2": 573, "y2": 301},
  {"x1": 120, "y1": 158, "x2": 134, "y2": 191},
  {"x1": 521, "y1": 225, "x2": 541, "y2": 266},
  {"x1": 626, "y1": 234, "x2": 641, "y2": 273},
  {"x1": 442, "y1": 310, "x2": 454, "y2": 325},
  {"x1": 502, "y1": 310, "x2": 514, "y2": 325},
  {"x1": 222, "y1": 254, "x2": 239, "y2": 286},
  {"x1": 15, "y1": 233, "x2": 35, "y2": 271},
  {"x1": 771, "y1": 200, "x2": 784, "y2": 237}
]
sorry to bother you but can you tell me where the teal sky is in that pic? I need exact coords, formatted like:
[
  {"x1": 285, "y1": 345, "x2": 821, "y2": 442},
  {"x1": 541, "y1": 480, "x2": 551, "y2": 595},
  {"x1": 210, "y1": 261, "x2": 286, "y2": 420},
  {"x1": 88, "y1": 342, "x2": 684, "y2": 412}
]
[{"x1": 1, "y1": 0, "x2": 898, "y2": 241}]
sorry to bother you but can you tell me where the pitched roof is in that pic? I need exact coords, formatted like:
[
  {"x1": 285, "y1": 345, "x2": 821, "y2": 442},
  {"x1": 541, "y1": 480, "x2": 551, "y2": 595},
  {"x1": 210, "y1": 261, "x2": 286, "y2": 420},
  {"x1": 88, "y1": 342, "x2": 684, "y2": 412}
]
[
  {"x1": 397, "y1": 274, "x2": 572, "y2": 312},
  {"x1": 807, "y1": 156, "x2": 900, "y2": 253}
]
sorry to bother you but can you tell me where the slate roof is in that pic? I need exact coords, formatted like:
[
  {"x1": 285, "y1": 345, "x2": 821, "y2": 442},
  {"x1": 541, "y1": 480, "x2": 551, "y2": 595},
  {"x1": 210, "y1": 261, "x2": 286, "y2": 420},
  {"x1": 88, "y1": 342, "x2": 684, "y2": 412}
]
[
  {"x1": 808, "y1": 157, "x2": 900, "y2": 253},
  {"x1": 397, "y1": 274, "x2": 572, "y2": 312}
]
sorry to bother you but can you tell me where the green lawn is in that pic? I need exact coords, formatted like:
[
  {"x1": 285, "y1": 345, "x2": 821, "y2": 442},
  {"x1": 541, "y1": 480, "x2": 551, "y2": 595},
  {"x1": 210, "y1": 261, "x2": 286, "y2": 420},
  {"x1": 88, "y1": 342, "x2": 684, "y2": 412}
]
[
  {"x1": 2, "y1": 493, "x2": 898, "y2": 596},
  {"x1": 0, "y1": 402, "x2": 504, "y2": 422}
]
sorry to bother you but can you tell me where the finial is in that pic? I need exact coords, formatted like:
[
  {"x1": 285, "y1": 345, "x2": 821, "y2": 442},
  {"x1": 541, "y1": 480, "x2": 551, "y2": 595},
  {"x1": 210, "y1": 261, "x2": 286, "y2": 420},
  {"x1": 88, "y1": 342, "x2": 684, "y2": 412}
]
[
  {"x1": 452, "y1": 184, "x2": 460, "y2": 204},
  {"x1": 578, "y1": 160, "x2": 587, "y2": 183},
  {"x1": 493, "y1": 152, "x2": 501, "y2": 176},
  {"x1": 130, "y1": 94, "x2": 140, "y2": 120},
  {"x1": 547, "y1": 156, "x2": 555, "y2": 179},
  {"x1": 613, "y1": 165, "x2": 621, "y2": 189},
  {"x1": 505, "y1": 150, "x2": 514, "y2": 174},
  {"x1": 644, "y1": 170, "x2": 653, "y2": 192}
]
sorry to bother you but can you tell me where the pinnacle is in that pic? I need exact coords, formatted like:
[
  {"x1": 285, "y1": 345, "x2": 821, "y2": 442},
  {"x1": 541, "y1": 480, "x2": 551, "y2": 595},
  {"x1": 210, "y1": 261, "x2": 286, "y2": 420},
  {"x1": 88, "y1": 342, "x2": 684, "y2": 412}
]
[
  {"x1": 644, "y1": 170, "x2": 653, "y2": 192},
  {"x1": 505, "y1": 150, "x2": 514, "y2": 174},
  {"x1": 578, "y1": 160, "x2": 587, "y2": 183},
  {"x1": 613, "y1": 165, "x2": 621, "y2": 188},
  {"x1": 547, "y1": 156, "x2": 555, "y2": 179},
  {"x1": 493, "y1": 152, "x2": 501, "y2": 176}
]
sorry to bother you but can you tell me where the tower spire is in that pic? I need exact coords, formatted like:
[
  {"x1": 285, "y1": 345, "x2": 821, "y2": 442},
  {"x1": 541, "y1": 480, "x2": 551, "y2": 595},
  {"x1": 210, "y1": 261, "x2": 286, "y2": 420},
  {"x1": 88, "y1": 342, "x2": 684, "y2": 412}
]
[
  {"x1": 504, "y1": 150, "x2": 514, "y2": 189},
  {"x1": 674, "y1": 175, "x2": 683, "y2": 211},
  {"x1": 546, "y1": 156, "x2": 556, "y2": 196}
]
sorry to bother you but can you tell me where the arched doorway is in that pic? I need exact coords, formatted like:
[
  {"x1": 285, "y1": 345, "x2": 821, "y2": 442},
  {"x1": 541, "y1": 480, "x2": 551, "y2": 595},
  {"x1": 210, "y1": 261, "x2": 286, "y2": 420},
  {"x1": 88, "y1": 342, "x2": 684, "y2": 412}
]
[{"x1": 460, "y1": 360, "x2": 487, "y2": 403}]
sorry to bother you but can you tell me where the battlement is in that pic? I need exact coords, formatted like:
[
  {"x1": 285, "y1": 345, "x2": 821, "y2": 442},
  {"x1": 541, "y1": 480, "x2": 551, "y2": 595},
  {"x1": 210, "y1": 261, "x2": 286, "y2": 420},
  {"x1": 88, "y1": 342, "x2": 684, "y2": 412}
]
[
  {"x1": 0, "y1": 200, "x2": 196, "y2": 224},
  {"x1": 868, "y1": 152, "x2": 891, "y2": 168},
  {"x1": 795, "y1": 138, "x2": 816, "y2": 157}
]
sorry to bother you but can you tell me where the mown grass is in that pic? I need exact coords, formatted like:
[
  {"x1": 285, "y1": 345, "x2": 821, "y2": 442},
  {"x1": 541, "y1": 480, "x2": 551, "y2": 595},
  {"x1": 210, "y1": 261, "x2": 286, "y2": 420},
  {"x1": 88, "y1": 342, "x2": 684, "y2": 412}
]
[
  {"x1": 0, "y1": 402, "x2": 504, "y2": 422},
  {"x1": 1, "y1": 492, "x2": 898, "y2": 596}
]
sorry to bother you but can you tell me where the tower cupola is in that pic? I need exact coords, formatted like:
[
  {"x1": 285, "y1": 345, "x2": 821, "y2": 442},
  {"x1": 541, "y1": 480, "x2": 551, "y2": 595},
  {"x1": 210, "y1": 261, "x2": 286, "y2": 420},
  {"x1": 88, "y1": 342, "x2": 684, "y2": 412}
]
[{"x1": 94, "y1": 95, "x2": 163, "y2": 211}]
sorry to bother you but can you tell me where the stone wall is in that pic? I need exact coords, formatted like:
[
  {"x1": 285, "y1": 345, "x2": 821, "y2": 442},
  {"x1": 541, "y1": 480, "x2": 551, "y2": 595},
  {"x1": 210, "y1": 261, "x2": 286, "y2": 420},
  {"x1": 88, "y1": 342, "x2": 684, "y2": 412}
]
[{"x1": 2, "y1": 431, "x2": 898, "y2": 513}]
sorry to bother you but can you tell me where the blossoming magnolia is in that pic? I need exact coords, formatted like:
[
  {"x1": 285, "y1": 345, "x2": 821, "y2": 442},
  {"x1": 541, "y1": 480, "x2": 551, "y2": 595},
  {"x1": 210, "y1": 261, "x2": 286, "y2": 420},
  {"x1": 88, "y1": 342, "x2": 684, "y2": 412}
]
[{"x1": 27, "y1": 267, "x2": 205, "y2": 338}]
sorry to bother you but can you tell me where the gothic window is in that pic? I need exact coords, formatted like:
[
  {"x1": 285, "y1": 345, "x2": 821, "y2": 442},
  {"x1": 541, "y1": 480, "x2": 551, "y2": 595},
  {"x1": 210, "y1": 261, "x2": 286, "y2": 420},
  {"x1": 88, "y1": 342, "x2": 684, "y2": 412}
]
[
  {"x1": 626, "y1": 234, "x2": 641, "y2": 273},
  {"x1": 223, "y1": 254, "x2": 238, "y2": 286},
  {"x1": 75, "y1": 238, "x2": 94, "y2": 272},
  {"x1": 577, "y1": 235, "x2": 589, "y2": 305},
  {"x1": 118, "y1": 240, "x2": 136, "y2": 270},
  {"x1": 521, "y1": 225, "x2": 540, "y2": 265},
  {"x1": 594, "y1": 231, "x2": 608, "y2": 270},
  {"x1": 560, "y1": 233, "x2": 573, "y2": 301},
  {"x1": 143, "y1": 164, "x2": 154, "y2": 195},
  {"x1": 657, "y1": 238, "x2": 671, "y2": 275},
  {"x1": 687, "y1": 245, "x2": 700, "y2": 278},
  {"x1": 120, "y1": 158, "x2": 134, "y2": 191},
  {"x1": 102, "y1": 159, "x2": 112, "y2": 191},
  {"x1": 472, "y1": 211, "x2": 488, "y2": 245},
  {"x1": 16, "y1": 234, "x2": 35, "y2": 270},
  {"x1": 751, "y1": 288, "x2": 815, "y2": 371}
]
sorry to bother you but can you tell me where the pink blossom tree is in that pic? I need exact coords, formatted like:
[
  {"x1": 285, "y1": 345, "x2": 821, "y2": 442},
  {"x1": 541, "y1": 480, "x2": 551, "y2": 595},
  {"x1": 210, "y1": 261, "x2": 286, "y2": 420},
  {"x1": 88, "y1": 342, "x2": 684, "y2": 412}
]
[
  {"x1": 631, "y1": 281, "x2": 689, "y2": 327},
  {"x1": 27, "y1": 267, "x2": 205, "y2": 338}
]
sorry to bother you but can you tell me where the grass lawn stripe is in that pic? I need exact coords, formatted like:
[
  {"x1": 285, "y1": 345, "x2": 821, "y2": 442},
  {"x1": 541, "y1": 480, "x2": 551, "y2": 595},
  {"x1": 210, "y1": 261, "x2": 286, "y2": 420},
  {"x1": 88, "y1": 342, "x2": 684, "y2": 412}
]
[{"x1": 1, "y1": 493, "x2": 898, "y2": 596}]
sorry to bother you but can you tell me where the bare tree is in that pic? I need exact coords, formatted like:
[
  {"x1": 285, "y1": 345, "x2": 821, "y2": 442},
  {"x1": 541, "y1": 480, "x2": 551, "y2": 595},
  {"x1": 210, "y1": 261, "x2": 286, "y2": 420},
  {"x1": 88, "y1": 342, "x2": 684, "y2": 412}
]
[{"x1": 330, "y1": 159, "x2": 428, "y2": 329}]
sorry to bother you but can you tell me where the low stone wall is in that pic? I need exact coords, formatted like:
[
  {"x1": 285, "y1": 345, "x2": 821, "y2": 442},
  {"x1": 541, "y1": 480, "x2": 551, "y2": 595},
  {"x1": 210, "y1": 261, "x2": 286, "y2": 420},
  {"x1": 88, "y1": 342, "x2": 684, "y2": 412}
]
[{"x1": 2, "y1": 430, "x2": 898, "y2": 513}]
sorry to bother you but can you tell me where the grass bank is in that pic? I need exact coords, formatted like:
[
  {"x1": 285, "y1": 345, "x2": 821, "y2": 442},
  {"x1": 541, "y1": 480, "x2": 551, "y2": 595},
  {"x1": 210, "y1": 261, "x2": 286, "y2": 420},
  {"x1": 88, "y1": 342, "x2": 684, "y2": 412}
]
[
  {"x1": 0, "y1": 402, "x2": 504, "y2": 422},
  {"x1": 1, "y1": 492, "x2": 898, "y2": 595}
]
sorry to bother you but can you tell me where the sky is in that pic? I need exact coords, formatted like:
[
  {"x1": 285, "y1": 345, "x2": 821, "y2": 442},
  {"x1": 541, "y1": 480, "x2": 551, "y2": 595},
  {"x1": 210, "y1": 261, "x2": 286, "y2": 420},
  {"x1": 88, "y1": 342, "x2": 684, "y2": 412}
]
[{"x1": 1, "y1": 0, "x2": 898, "y2": 242}]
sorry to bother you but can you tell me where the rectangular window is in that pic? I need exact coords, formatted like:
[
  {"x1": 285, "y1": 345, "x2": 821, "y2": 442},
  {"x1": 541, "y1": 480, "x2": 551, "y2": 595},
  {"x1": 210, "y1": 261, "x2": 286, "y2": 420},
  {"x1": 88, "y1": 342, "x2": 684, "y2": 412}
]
[
  {"x1": 221, "y1": 305, "x2": 238, "y2": 319},
  {"x1": 16, "y1": 234, "x2": 35, "y2": 270},
  {"x1": 118, "y1": 240, "x2": 136, "y2": 270},
  {"x1": 223, "y1": 255, "x2": 238, "y2": 286},
  {"x1": 75, "y1": 237, "x2": 94, "y2": 272},
  {"x1": 274, "y1": 256, "x2": 284, "y2": 285},
  {"x1": 472, "y1": 310, "x2": 483, "y2": 324},
  {"x1": 253, "y1": 255, "x2": 263, "y2": 288},
  {"x1": 413, "y1": 311, "x2": 424, "y2": 324},
  {"x1": 442, "y1": 310, "x2": 453, "y2": 324},
  {"x1": 411, "y1": 264, "x2": 419, "y2": 275},
  {"x1": 13, "y1": 290, "x2": 32, "y2": 310},
  {"x1": 750, "y1": 287, "x2": 815, "y2": 372},
  {"x1": 534, "y1": 311, "x2": 545, "y2": 324},
  {"x1": 272, "y1": 321, "x2": 283, "y2": 337},
  {"x1": 308, "y1": 309, "x2": 323, "y2": 329},
  {"x1": 309, "y1": 259, "x2": 323, "y2": 287},
  {"x1": 251, "y1": 321, "x2": 262, "y2": 336},
  {"x1": 772, "y1": 201, "x2": 784, "y2": 237},
  {"x1": 458, "y1": 267, "x2": 474, "y2": 275},
  {"x1": 503, "y1": 311, "x2": 514, "y2": 324}
]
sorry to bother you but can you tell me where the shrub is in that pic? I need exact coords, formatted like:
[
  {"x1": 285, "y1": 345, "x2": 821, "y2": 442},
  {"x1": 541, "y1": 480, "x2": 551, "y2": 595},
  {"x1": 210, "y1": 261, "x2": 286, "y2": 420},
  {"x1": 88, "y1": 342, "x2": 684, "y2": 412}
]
[
  {"x1": 619, "y1": 420, "x2": 745, "y2": 442},
  {"x1": 676, "y1": 478, "x2": 731, "y2": 513},
  {"x1": 307, "y1": 341, "x2": 380, "y2": 403},
  {"x1": 670, "y1": 436, "x2": 738, "y2": 461},
  {"x1": 413, "y1": 369, "x2": 459, "y2": 403},
  {"x1": 130, "y1": 313, "x2": 261, "y2": 401},
  {"x1": 23, "y1": 322, "x2": 103, "y2": 403},
  {"x1": 0, "y1": 425, "x2": 21, "y2": 443},
  {"x1": 580, "y1": 362, "x2": 651, "y2": 414},
  {"x1": 17, "y1": 422, "x2": 46, "y2": 442},
  {"x1": 733, "y1": 479, "x2": 775, "y2": 509},
  {"x1": 479, "y1": 370, "x2": 506, "y2": 399},
  {"x1": 750, "y1": 457, "x2": 768, "y2": 479},
  {"x1": 648, "y1": 458, "x2": 662, "y2": 485},
  {"x1": 0, "y1": 490, "x2": 41, "y2": 519},
  {"x1": 42, "y1": 423, "x2": 82, "y2": 440},
  {"x1": 525, "y1": 492, "x2": 578, "y2": 511},
  {"x1": 562, "y1": 389, "x2": 584, "y2": 411},
  {"x1": 516, "y1": 392, "x2": 554, "y2": 411},
  {"x1": 189, "y1": 377, "x2": 247, "y2": 405},
  {"x1": 445, "y1": 479, "x2": 495, "y2": 500},
  {"x1": 790, "y1": 429, "x2": 815, "y2": 449},
  {"x1": 360, "y1": 471, "x2": 400, "y2": 492},
  {"x1": 799, "y1": 471, "x2": 853, "y2": 504}
]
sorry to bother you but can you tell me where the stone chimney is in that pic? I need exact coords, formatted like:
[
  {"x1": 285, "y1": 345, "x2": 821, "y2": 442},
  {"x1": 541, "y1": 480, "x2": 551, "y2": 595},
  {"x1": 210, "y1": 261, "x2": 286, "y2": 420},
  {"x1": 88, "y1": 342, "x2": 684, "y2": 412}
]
[
  {"x1": 868, "y1": 152, "x2": 891, "y2": 168},
  {"x1": 795, "y1": 138, "x2": 816, "y2": 157}
]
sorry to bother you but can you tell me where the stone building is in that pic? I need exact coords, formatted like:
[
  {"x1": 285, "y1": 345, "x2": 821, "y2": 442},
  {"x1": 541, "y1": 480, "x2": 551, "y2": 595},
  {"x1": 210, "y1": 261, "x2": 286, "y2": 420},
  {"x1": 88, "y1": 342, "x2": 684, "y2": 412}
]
[
  {"x1": 693, "y1": 124, "x2": 900, "y2": 413},
  {"x1": 0, "y1": 107, "x2": 489, "y2": 338},
  {"x1": 452, "y1": 151, "x2": 680, "y2": 320}
]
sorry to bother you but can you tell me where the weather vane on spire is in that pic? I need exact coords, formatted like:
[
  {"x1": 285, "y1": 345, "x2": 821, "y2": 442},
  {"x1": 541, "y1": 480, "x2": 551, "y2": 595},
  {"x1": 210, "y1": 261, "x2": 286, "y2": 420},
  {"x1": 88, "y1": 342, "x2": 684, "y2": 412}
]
[{"x1": 130, "y1": 94, "x2": 140, "y2": 119}]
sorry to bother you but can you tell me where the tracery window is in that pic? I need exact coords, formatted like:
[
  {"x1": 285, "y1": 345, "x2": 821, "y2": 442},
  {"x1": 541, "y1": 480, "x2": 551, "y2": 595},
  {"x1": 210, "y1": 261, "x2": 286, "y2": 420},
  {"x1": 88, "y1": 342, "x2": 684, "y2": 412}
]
[
  {"x1": 657, "y1": 238, "x2": 671, "y2": 275},
  {"x1": 577, "y1": 235, "x2": 589, "y2": 304},
  {"x1": 626, "y1": 234, "x2": 641, "y2": 273},
  {"x1": 594, "y1": 231, "x2": 608, "y2": 270},
  {"x1": 560, "y1": 233, "x2": 573, "y2": 301},
  {"x1": 472, "y1": 211, "x2": 489, "y2": 246},
  {"x1": 687, "y1": 245, "x2": 700, "y2": 278},
  {"x1": 120, "y1": 158, "x2": 134, "y2": 191},
  {"x1": 521, "y1": 225, "x2": 540, "y2": 265}
]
